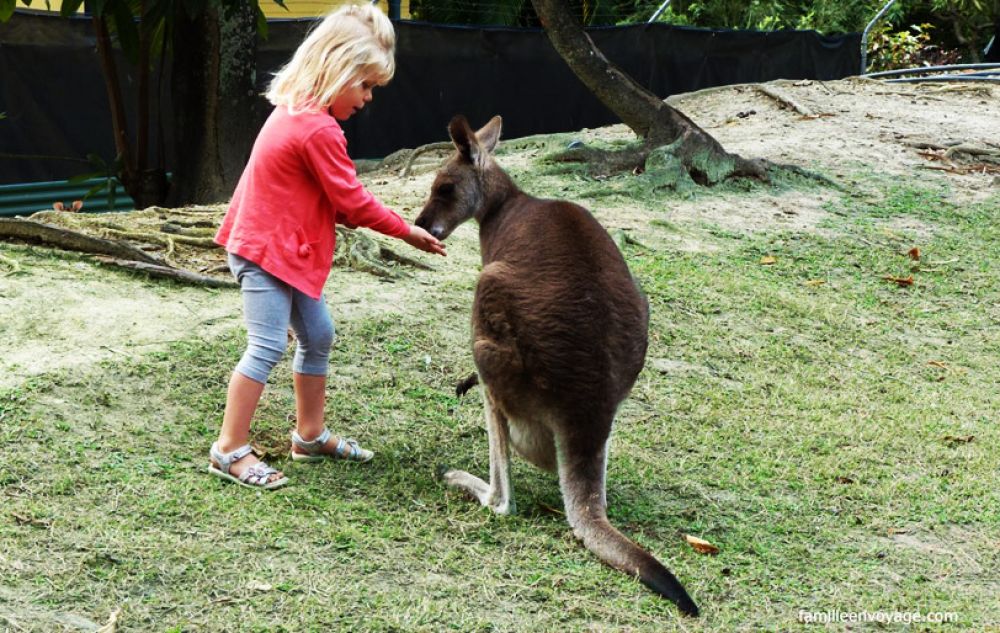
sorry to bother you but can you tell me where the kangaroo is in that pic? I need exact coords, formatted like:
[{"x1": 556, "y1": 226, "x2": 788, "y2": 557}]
[{"x1": 415, "y1": 115, "x2": 698, "y2": 617}]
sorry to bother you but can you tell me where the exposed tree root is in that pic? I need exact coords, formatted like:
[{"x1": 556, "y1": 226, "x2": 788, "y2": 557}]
[
  {"x1": 93, "y1": 256, "x2": 238, "y2": 288},
  {"x1": 400, "y1": 142, "x2": 454, "y2": 177},
  {"x1": 762, "y1": 161, "x2": 847, "y2": 191},
  {"x1": 546, "y1": 135, "x2": 770, "y2": 186}
]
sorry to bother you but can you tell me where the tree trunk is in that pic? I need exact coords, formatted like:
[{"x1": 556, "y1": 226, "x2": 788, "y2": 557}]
[
  {"x1": 167, "y1": 7, "x2": 227, "y2": 206},
  {"x1": 91, "y1": 15, "x2": 134, "y2": 185},
  {"x1": 92, "y1": 12, "x2": 170, "y2": 210},
  {"x1": 216, "y1": 2, "x2": 263, "y2": 195},
  {"x1": 530, "y1": 0, "x2": 766, "y2": 184},
  {"x1": 167, "y1": 4, "x2": 260, "y2": 206}
]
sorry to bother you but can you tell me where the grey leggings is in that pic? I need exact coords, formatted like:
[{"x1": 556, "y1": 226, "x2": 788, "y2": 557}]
[{"x1": 228, "y1": 253, "x2": 335, "y2": 384}]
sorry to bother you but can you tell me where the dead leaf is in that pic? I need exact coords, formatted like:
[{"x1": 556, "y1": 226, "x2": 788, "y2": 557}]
[
  {"x1": 760, "y1": 256, "x2": 777, "y2": 265},
  {"x1": 804, "y1": 279, "x2": 826, "y2": 287},
  {"x1": 942, "y1": 434, "x2": 975, "y2": 445},
  {"x1": 927, "y1": 360, "x2": 949, "y2": 370},
  {"x1": 907, "y1": 247, "x2": 921, "y2": 260},
  {"x1": 11, "y1": 512, "x2": 51, "y2": 528},
  {"x1": 888, "y1": 527, "x2": 909, "y2": 536},
  {"x1": 96, "y1": 608, "x2": 122, "y2": 633},
  {"x1": 247, "y1": 581, "x2": 274, "y2": 592},
  {"x1": 835, "y1": 476, "x2": 855, "y2": 484},
  {"x1": 684, "y1": 534, "x2": 720, "y2": 555},
  {"x1": 883, "y1": 275, "x2": 914, "y2": 286}
]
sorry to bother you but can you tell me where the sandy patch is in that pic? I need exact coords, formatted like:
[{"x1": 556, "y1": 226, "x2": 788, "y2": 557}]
[{"x1": 2, "y1": 78, "x2": 996, "y2": 389}]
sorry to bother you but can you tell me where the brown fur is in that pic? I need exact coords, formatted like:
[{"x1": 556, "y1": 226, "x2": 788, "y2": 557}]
[{"x1": 416, "y1": 115, "x2": 698, "y2": 616}]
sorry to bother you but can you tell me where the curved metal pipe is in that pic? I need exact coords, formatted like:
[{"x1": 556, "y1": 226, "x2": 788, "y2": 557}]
[
  {"x1": 885, "y1": 75, "x2": 1000, "y2": 83},
  {"x1": 861, "y1": 0, "x2": 898, "y2": 74},
  {"x1": 865, "y1": 63, "x2": 1000, "y2": 78}
]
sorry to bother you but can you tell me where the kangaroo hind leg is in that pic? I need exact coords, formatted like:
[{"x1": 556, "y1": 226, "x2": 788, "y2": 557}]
[{"x1": 443, "y1": 387, "x2": 515, "y2": 515}]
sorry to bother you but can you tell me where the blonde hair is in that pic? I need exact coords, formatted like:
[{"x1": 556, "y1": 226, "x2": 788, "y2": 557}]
[{"x1": 266, "y1": 4, "x2": 395, "y2": 114}]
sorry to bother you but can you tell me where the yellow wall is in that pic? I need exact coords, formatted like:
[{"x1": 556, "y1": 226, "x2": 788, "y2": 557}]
[
  {"x1": 262, "y1": 0, "x2": 409, "y2": 20},
  {"x1": 30, "y1": 0, "x2": 408, "y2": 20}
]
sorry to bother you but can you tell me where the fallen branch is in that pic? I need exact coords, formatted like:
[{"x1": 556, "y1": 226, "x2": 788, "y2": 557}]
[
  {"x1": 755, "y1": 85, "x2": 816, "y2": 118},
  {"x1": 944, "y1": 144, "x2": 1000, "y2": 164},
  {"x1": 0, "y1": 217, "x2": 164, "y2": 265},
  {"x1": 94, "y1": 256, "x2": 238, "y2": 288}
]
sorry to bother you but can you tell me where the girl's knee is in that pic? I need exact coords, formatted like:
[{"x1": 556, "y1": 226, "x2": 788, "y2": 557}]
[
  {"x1": 238, "y1": 335, "x2": 288, "y2": 382},
  {"x1": 294, "y1": 317, "x2": 335, "y2": 354}
]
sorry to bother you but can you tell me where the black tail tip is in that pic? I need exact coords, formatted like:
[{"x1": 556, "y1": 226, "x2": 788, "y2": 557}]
[
  {"x1": 641, "y1": 572, "x2": 699, "y2": 617},
  {"x1": 676, "y1": 596, "x2": 700, "y2": 617}
]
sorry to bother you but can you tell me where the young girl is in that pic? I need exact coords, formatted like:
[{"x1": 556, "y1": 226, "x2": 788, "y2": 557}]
[{"x1": 209, "y1": 3, "x2": 446, "y2": 489}]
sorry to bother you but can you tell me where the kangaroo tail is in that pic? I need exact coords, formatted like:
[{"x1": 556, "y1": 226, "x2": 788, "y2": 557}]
[{"x1": 576, "y1": 515, "x2": 699, "y2": 617}]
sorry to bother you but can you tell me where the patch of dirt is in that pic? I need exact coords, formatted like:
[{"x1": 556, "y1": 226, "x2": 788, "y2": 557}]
[
  {"x1": 0, "y1": 254, "x2": 240, "y2": 389},
  {"x1": 1, "y1": 78, "x2": 996, "y2": 388}
]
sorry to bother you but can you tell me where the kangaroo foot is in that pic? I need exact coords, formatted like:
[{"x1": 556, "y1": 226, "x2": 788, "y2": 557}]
[{"x1": 442, "y1": 469, "x2": 515, "y2": 515}]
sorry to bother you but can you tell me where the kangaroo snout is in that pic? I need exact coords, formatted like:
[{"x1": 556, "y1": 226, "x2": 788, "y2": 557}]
[{"x1": 414, "y1": 210, "x2": 446, "y2": 240}]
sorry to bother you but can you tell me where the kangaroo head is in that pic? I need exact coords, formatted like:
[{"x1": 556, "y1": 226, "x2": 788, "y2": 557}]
[{"x1": 414, "y1": 114, "x2": 502, "y2": 240}]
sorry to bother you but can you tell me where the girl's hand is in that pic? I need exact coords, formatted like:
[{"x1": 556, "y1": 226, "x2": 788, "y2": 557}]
[{"x1": 403, "y1": 225, "x2": 447, "y2": 256}]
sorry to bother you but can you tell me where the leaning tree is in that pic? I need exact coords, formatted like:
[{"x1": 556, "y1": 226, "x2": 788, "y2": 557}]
[{"x1": 530, "y1": 0, "x2": 770, "y2": 185}]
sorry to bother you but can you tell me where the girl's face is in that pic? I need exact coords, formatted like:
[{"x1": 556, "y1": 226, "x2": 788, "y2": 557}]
[{"x1": 329, "y1": 76, "x2": 376, "y2": 120}]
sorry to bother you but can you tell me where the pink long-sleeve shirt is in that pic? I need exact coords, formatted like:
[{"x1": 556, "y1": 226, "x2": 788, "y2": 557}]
[{"x1": 215, "y1": 106, "x2": 409, "y2": 299}]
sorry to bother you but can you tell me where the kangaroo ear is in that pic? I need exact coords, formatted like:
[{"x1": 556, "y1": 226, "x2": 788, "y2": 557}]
[
  {"x1": 475, "y1": 116, "x2": 502, "y2": 155},
  {"x1": 448, "y1": 115, "x2": 476, "y2": 163}
]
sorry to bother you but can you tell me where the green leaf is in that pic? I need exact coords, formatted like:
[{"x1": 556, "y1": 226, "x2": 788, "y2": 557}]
[
  {"x1": 76, "y1": 174, "x2": 108, "y2": 190},
  {"x1": 255, "y1": 4, "x2": 268, "y2": 39},
  {"x1": 59, "y1": 0, "x2": 85, "y2": 17},
  {"x1": 110, "y1": 0, "x2": 140, "y2": 61},
  {"x1": 85, "y1": 153, "x2": 109, "y2": 170},
  {"x1": 0, "y1": 0, "x2": 17, "y2": 21},
  {"x1": 107, "y1": 179, "x2": 118, "y2": 211}
]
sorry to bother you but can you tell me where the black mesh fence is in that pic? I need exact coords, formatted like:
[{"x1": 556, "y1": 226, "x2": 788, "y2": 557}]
[{"x1": 0, "y1": 12, "x2": 860, "y2": 185}]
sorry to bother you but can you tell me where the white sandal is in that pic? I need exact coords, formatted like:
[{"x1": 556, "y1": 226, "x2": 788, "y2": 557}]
[
  {"x1": 290, "y1": 428, "x2": 374, "y2": 463},
  {"x1": 208, "y1": 443, "x2": 289, "y2": 489}
]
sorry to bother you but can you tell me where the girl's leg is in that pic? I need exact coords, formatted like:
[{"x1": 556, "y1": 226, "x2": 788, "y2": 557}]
[
  {"x1": 288, "y1": 289, "x2": 333, "y2": 446},
  {"x1": 213, "y1": 254, "x2": 293, "y2": 482},
  {"x1": 287, "y1": 290, "x2": 362, "y2": 456},
  {"x1": 293, "y1": 372, "x2": 327, "y2": 441}
]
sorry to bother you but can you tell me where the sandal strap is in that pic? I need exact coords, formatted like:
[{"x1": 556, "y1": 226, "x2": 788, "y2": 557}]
[
  {"x1": 240, "y1": 462, "x2": 279, "y2": 485},
  {"x1": 336, "y1": 437, "x2": 361, "y2": 460},
  {"x1": 210, "y1": 442, "x2": 255, "y2": 474},
  {"x1": 290, "y1": 428, "x2": 332, "y2": 453}
]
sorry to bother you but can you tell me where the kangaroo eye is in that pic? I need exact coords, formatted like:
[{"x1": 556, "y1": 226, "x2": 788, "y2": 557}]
[{"x1": 437, "y1": 183, "x2": 454, "y2": 197}]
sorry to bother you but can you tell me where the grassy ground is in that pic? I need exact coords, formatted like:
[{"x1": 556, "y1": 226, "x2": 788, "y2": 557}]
[{"x1": 2, "y1": 168, "x2": 999, "y2": 631}]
